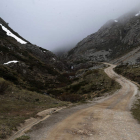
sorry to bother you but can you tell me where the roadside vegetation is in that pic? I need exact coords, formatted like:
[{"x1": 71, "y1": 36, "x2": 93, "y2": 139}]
[
  {"x1": 15, "y1": 135, "x2": 30, "y2": 140},
  {"x1": 0, "y1": 78, "x2": 67, "y2": 139},
  {"x1": 131, "y1": 97, "x2": 140, "y2": 123},
  {"x1": 114, "y1": 64, "x2": 140, "y2": 84},
  {"x1": 0, "y1": 65, "x2": 121, "y2": 139},
  {"x1": 49, "y1": 68, "x2": 120, "y2": 102},
  {"x1": 114, "y1": 64, "x2": 140, "y2": 123}
]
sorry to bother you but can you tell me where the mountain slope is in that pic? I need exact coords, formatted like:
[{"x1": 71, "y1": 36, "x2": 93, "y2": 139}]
[
  {"x1": 67, "y1": 9, "x2": 140, "y2": 64},
  {"x1": 0, "y1": 17, "x2": 68, "y2": 93}
]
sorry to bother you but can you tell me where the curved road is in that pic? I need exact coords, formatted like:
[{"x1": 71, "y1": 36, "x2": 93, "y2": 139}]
[{"x1": 45, "y1": 64, "x2": 140, "y2": 140}]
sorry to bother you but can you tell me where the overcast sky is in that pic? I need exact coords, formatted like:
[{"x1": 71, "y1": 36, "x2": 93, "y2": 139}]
[{"x1": 1, "y1": 0, "x2": 140, "y2": 52}]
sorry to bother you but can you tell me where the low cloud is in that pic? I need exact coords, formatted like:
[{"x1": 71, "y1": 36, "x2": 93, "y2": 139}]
[{"x1": 0, "y1": 0, "x2": 140, "y2": 52}]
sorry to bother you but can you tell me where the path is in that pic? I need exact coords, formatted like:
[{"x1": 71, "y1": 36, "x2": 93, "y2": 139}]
[{"x1": 45, "y1": 64, "x2": 140, "y2": 140}]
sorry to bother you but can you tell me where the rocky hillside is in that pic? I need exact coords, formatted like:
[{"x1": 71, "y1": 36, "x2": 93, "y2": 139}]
[
  {"x1": 67, "y1": 9, "x2": 140, "y2": 65},
  {"x1": 0, "y1": 17, "x2": 69, "y2": 93}
]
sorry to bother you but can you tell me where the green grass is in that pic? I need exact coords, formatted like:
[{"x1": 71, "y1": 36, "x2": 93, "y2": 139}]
[
  {"x1": 15, "y1": 135, "x2": 30, "y2": 140},
  {"x1": 0, "y1": 78, "x2": 67, "y2": 139}
]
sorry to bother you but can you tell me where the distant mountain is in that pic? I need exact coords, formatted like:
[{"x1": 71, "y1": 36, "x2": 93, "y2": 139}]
[
  {"x1": 0, "y1": 17, "x2": 69, "y2": 92},
  {"x1": 67, "y1": 8, "x2": 140, "y2": 65},
  {"x1": 2, "y1": 7, "x2": 140, "y2": 93}
]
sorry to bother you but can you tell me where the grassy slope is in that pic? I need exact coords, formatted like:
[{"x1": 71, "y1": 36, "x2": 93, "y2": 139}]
[
  {"x1": 0, "y1": 78, "x2": 67, "y2": 139},
  {"x1": 15, "y1": 135, "x2": 30, "y2": 140},
  {"x1": 49, "y1": 68, "x2": 121, "y2": 102},
  {"x1": 114, "y1": 64, "x2": 140, "y2": 123},
  {"x1": 115, "y1": 65, "x2": 140, "y2": 84},
  {"x1": 0, "y1": 67, "x2": 121, "y2": 139}
]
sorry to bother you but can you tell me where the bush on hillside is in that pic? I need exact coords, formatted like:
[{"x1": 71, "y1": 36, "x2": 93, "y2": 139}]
[
  {"x1": 59, "y1": 93, "x2": 85, "y2": 102},
  {"x1": 15, "y1": 135, "x2": 30, "y2": 140},
  {"x1": 0, "y1": 81, "x2": 10, "y2": 95}
]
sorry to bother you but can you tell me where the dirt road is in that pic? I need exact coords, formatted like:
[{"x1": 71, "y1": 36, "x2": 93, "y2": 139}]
[{"x1": 41, "y1": 64, "x2": 140, "y2": 140}]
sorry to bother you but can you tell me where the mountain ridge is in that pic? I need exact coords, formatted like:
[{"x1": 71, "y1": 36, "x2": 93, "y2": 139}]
[
  {"x1": 66, "y1": 8, "x2": 140, "y2": 66},
  {"x1": 0, "y1": 17, "x2": 70, "y2": 93},
  {"x1": 1, "y1": 8, "x2": 140, "y2": 140}
]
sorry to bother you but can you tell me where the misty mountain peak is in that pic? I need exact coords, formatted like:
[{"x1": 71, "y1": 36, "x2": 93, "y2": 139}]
[
  {"x1": 135, "y1": 11, "x2": 140, "y2": 16},
  {"x1": 67, "y1": 8, "x2": 140, "y2": 64}
]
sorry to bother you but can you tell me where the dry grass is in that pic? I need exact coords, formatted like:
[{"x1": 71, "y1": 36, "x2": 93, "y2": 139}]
[
  {"x1": 15, "y1": 135, "x2": 30, "y2": 140},
  {"x1": 114, "y1": 64, "x2": 140, "y2": 123},
  {"x1": 131, "y1": 98, "x2": 140, "y2": 123},
  {"x1": 115, "y1": 64, "x2": 140, "y2": 84},
  {"x1": 0, "y1": 80, "x2": 10, "y2": 95},
  {"x1": 0, "y1": 78, "x2": 67, "y2": 139}
]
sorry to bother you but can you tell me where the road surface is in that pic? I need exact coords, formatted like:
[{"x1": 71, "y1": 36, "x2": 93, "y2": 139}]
[
  {"x1": 44, "y1": 64, "x2": 140, "y2": 140},
  {"x1": 11, "y1": 64, "x2": 140, "y2": 140}
]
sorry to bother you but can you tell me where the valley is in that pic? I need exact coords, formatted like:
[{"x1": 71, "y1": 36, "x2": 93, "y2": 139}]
[
  {"x1": 15, "y1": 63, "x2": 140, "y2": 140},
  {"x1": 1, "y1": 6, "x2": 140, "y2": 140}
]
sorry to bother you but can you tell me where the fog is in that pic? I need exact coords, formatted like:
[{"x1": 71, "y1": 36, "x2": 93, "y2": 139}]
[{"x1": 0, "y1": 0, "x2": 140, "y2": 52}]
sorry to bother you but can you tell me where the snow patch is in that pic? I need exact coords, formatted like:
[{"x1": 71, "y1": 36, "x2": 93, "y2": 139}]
[
  {"x1": 4, "y1": 60, "x2": 19, "y2": 65},
  {"x1": 0, "y1": 24, "x2": 27, "y2": 44},
  {"x1": 135, "y1": 11, "x2": 140, "y2": 16},
  {"x1": 53, "y1": 58, "x2": 56, "y2": 61},
  {"x1": 114, "y1": 20, "x2": 118, "y2": 22}
]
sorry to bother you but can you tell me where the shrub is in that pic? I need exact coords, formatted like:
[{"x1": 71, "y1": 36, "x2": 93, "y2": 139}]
[
  {"x1": 93, "y1": 69, "x2": 99, "y2": 74},
  {"x1": 48, "y1": 89, "x2": 63, "y2": 97},
  {"x1": 0, "y1": 66, "x2": 18, "y2": 84},
  {"x1": 59, "y1": 93, "x2": 84, "y2": 102},
  {"x1": 57, "y1": 74, "x2": 69, "y2": 83},
  {"x1": 0, "y1": 81, "x2": 10, "y2": 95},
  {"x1": 111, "y1": 79, "x2": 115, "y2": 86},
  {"x1": 28, "y1": 80, "x2": 46, "y2": 90},
  {"x1": 70, "y1": 81, "x2": 86, "y2": 92},
  {"x1": 15, "y1": 135, "x2": 30, "y2": 140},
  {"x1": 83, "y1": 70, "x2": 93, "y2": 78}
]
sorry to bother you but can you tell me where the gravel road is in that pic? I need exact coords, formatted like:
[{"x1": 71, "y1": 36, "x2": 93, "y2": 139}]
[{"x1": 24, "y1": 64, "x2": 140, "y2": 140}]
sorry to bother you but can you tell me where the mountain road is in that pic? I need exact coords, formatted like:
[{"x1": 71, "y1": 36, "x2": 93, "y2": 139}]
[
  {"x1": 44, "y1": 63, "x2": 140, "y2": 140},
  {"x1": 12, "y1": 63, "x2": 140, "y2": 140}
]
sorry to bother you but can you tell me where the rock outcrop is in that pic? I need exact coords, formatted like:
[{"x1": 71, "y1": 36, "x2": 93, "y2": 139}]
[{"x1": 67, "y1": 9, "x2": 140, "y2": 64}]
